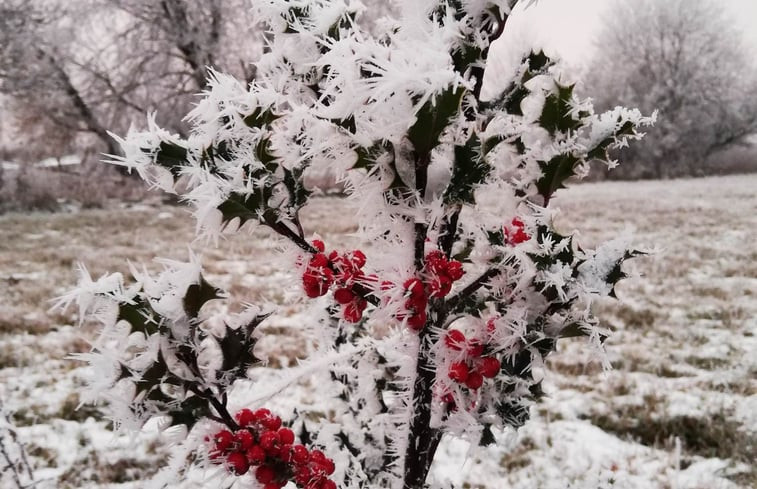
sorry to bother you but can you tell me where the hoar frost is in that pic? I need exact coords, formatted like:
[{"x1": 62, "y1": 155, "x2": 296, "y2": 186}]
[{"x1": 60, "y1": 1, "x2": 653, "y2": 488}]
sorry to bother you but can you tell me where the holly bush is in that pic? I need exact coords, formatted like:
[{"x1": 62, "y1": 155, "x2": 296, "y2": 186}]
[{"x1": 58, "y1": 1, "x2": 653, "y2": 488}]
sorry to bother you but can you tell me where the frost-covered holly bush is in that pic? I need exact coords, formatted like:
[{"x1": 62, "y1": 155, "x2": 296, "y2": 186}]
[{"x1": 57, "y1": 1, "x2": 653, "y2": 488}]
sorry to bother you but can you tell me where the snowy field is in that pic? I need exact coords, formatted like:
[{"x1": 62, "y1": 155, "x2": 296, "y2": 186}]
[{"x1": 0, "y1": 174, "x2": 755, "y2": 488}]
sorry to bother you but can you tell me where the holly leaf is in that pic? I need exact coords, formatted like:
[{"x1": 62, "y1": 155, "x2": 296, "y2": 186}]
[
  {"x1": 282, "y1": 166, "x2": 310, "y2": 211},
  {"x1": 218, "y1": 312, "x2": 271, "y2": 379},
  {"x1": 242, "y1": 107, "x2": 280, "y2": 129},
  {"x1": 153, "y1": 141, "x2": 188, "y2": 178},
  {"x1": 408, "y1": 86, "x2": 465, "y2": 156},
  {"x1": 134, "y1": 352, "x2": 172, "y2": 402},
  {"x1": 118, "y1": 297, "x2": 161, "y2": 336},
  {"x1": 480, "y1": 424, "x2": 496, "y2": 446},
  {"x1": 606, "y1": 249, "x2": 644, "y2": 298},
  {"x1": 539, "y1": 83, "x2": 581, "y2": 135},
  {"x1": 217, "y1": 187, "x2": 273, "y2": 227},
  {"x1": 535, "y1": 153, "x2": 579, "y2": 203},
  {"x1": 166, "y1": 395, "x2": 209, "y2": 430},
  {"x1": 183, "y1": 275, "x2": 223, "y2": 319},
  {"x1": 444, "y1": 134, "x2": 489, "y2": 204}
]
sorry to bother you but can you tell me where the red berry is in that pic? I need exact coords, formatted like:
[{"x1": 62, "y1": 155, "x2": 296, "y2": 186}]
[
  {"x1": 478, "y1": 356, "x2": 501, "y2": 378},
  {"x1": 444, "y1": 330, "x2": 466, "y2": 350},
  {"x1": 278, "y1": 428, "x2": 295, "y2": 445},
  {"x1": 446, "y1": 260, "x2": 464, "y2": 281},
  {"x1": 467, "y1": 340, "x2": 484, "y2": 358},
  {"x1": 310, "y1": 449, "x2": 326, "y2": 464},
  {"x1": 350, "y1": 249, "x2": 366, "y2": 268},
  {"x1": 486, "y1": 317, "x2": 497, "y2": 334},
  {"x1": 259, "y1": 413, "x2": 282, "y2": 431},
  {"x1": 292, "y1": 444, "x2": 310, "y2": 464},
  {"x1": 465, "y1": 371, "x2": 484, "y2": 390},
  {"x1": 320, "y1": 458, "x2": 336, "y2": 475},
  {"x1": 407, "y1": 310, "x2": 427, "y2": 330},
  {"x1": 505, "y1": 217, "x2": 530, "y2": 245},
  {"x1": 448, "y1": 362, "x2": 469, "y2": 383},
  {"x1": 235, "y1": 408, "x2": 255, "y2": 427},
  {"x1": 333, "y1": 287, "x2": 355, "y2": 304},
  {"x1": 295, "y1": 466, "x2": 312, "y2": 485},
  {"x1": 253, "y1": 408, "x2": 270, "y2": 420},
  {"x1": 403, "y1": 278, "x2": 425, "y2": 299},
  {"x1": 279, "y1": 444, "x2": 294, "y2": 463},
  {"x1": 246, "y1": 445, "x2": 266, "y2": 465},
  {"x1": 255, "y1": 464, "x2": 276, "y2": 484},
  {"x1": 343, "y1": 298, "x2": 367, "y2": 323},
  {"x1": 213, "y1": 430, "x2": 234, "y2": 452},
  {"x1": 310, "y1": 253, "x2": 329, "y2": 268},
  {"x1": 312, "y1": 240, "x2": 325, "y2": 252},
  {"x1": 234, "y1": 430, "x2": 254, "y2": 450},
  {"x1": 259, "y1": 430, "x2": 281, "y2": 454},
  {"x1": 226, "y1": 451, "x2": 249, "y2": 475}
]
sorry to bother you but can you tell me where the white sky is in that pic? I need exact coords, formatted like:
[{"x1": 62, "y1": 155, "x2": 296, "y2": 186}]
[{"x1": 515, "y1": 0, "x2": 757, "y2": 66}]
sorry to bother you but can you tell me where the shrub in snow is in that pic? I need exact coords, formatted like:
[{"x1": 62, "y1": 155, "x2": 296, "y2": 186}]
[{"x1": 57, "y1": 1, "x2": 653, "y2": 488}]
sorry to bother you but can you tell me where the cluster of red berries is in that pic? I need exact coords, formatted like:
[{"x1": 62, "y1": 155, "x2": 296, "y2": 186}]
[
  {"x1": 398, "y1": 278, "x2": 428, "y2": 330},
  {"x1": 208, "y1": 408, "x2": 337, "y2": 489},
  {"x1": 424, "y1": 251, "x2": 464, "y2": 298},
  {"x1": 504, "y1": 217, "x2": 530, "y2": 245},
  {"x1": 444, "y1": 329, "x2": 501, "y2": 390},
  {"x1": 302, "y1": 240, "x2": 373, "y2": 323},
  {"x1": 396, "y1": 251, "x2": 465, "y2": 330}
]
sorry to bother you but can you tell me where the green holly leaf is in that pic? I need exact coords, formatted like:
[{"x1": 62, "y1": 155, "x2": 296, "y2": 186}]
[
  {"x1": 218, "y1": 312, "x2": 271, "y2": 380},
  {"x1": 587, "y1": 120, "x2": 636, "y2": 160},
  {"x1": 606, "y1": 249, "x2": 644, "y2": 298},
  {"x1": 217, "y1": 187, "x2": 273, "y2": 227},
  {"x1": 444, "y1": 134, "x2": 489, "y2": 204},
  {"x1": 408, "y1": 85, "x2": 465, "y2": 156},
  {"x1": 242, "y1": 107, "x2": 280, "y2": 129},
  {"x1": 166, "y1": 395, "x2": 209, "y2": 430},
  {"x1": 539, "y1": 83, "x2": 580, "y2": 135},
  {"x1": 134, "y1": 352, "x2": 172, "y2": 401},
  {"x1": 282, "y1": 166, "x2": 310, "y2": 211},
  {"x1": 153, "y1": 141, "x2": 188, "y2": 178},
  {"x1": 480, "y1": 424, "x2": 496, "y2": 446},
  {"x1": 183, "y1": 275, "x2": 223, "y2": 319},
  {"x1": 118, "y1": 297, "x2": 161, "y2": 336},
  {"x1": 255, "y1": 138, "x2": 278, "y2": 170},
  {"x1": 535, "y1": 153, "x2": 579, "y2": 203}
]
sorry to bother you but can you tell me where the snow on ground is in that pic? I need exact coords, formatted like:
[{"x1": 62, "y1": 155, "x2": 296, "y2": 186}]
[{"x1": 0, "y1": 174, "x2": 755, "y2": 488}]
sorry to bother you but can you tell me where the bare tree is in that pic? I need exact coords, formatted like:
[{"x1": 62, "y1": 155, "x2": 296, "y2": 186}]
[
  {"x1": 584, "y1": 0, "x2": 757, "y2": 179},
  {"x1": 0, "y1": 0, "x2": 262, "y2": 162}
]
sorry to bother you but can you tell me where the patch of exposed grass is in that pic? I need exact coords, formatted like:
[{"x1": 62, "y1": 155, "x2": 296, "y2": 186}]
[{"x1": 588, "y1": 405, "x2": 755, "y2": 463}]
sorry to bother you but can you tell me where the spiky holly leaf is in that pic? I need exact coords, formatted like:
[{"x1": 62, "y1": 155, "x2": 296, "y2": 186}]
[
  {"x1": 183, "y1": 275, "x2": 223, "y2": 319},
  {"x1": 444, "y1": 134, "x2": 489, "y2": 204},
  {"x1": 535, "y1": 153, "x2": 579, "y2": 203},
  {"x1": 479, "y1": 424, "x2": 496, "y2": 446},
  {"x1": 166, "y1": 395, "x2": 210, "y2": 430},
  {"x1": 539, "y1": 83, "x2": 581, "y2": 135},
  {"x1": 282, "y1": 166, "x2": 311, "y2": 211},
  {"x1": 242, "y1": 107, "x2": 280, "y2": 129},
  {"x1": 495, "y1": 399, "x2": 530, "y2": 429},
  {"x1": 408, "y1": 86, "x2": 465, "y2": 157},
  {"x1": 118, "y1": 297, "x2": 161, "y2": 336},
  {"x1": 217, "y1": 187, "x2": 273, "y2": 227},
  {"x1": 134, "y1": 352, "x2": 174, "y2": 402},
  {"x1": 606, "y1": 250, "x2": 644, "y2": 298},
  {"x1": 153, "y1": 141, "x2": 188, "y2": 178},
  {"x1": 587, "y1": 120, "x2": 636, "y2": 160},
  {"x1": 217, "y1": 312, "x2": 271, "y2": 380},
  {"x1": 255, "y1": 138, "x2": 278, "y2": 169}
]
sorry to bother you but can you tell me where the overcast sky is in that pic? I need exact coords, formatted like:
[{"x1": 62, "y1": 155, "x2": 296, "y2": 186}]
[{"x1": 513, "y1": 0, "x2": 757, "y2": 66}]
